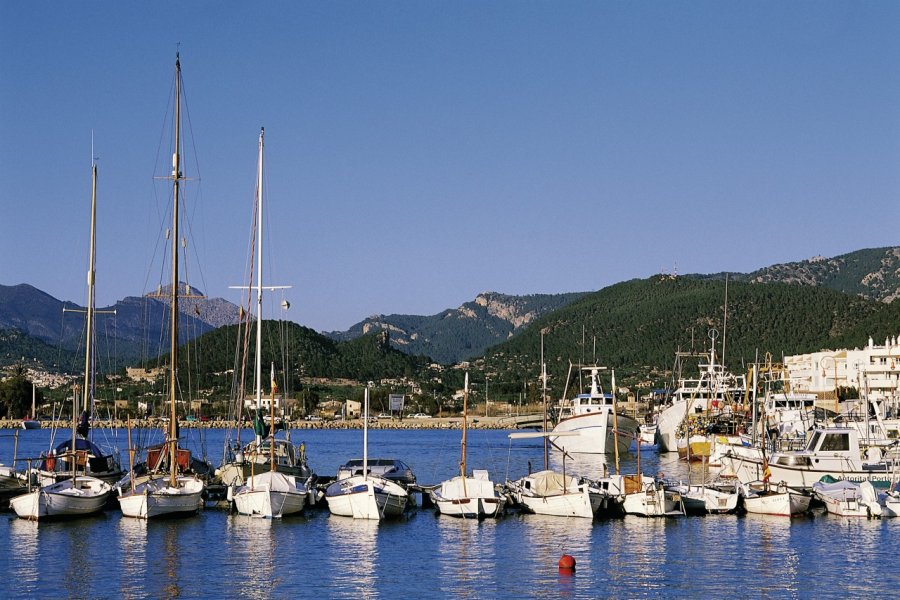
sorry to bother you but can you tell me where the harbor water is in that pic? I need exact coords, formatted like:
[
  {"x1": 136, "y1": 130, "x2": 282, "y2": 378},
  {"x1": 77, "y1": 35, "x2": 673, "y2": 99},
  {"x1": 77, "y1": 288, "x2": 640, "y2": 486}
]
[{"x1": 1, "y1": 427, "x2": 898, "y2": 599}]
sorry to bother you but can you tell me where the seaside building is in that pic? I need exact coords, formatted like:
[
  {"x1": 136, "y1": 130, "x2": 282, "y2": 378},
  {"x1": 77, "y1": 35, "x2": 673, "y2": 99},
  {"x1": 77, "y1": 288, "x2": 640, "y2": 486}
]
[{"x1": 784, "y1": 335, "x2": 900, "y2": 416}]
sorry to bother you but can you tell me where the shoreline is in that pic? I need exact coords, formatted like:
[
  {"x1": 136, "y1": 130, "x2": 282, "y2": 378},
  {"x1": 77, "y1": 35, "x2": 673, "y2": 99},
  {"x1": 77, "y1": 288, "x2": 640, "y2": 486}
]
[{"x1": 0, "y1": 416, "x2": 518, "y2": 431}]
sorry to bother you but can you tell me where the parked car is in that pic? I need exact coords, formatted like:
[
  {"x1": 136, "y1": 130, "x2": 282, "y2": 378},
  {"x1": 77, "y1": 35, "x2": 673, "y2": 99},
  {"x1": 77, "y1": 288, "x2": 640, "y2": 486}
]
[{"x1": 410, "y1": 413, "x2": 431, "y2": 419}]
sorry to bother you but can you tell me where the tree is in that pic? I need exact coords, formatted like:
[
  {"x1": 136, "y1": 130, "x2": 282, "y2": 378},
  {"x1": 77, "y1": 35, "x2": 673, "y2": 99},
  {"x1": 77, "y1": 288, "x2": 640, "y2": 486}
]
[{"x1": 0, "y1": 373, "x2": 40, "y2": 418}]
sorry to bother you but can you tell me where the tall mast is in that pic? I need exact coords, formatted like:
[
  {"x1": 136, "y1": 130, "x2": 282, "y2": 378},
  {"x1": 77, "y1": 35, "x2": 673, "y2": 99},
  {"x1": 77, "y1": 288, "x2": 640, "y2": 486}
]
[
  {"x1": 169, "y1": 53, "x2": 183, "y2": 488},
  {"x1": 82, "y1": 163, "x2": 97, "y2": 421},
  {"x1": 460, "y1": 372, "x2": 469, "y2": 497},
  {"x1": 255, "y1": 128, "x2": 264, "y2": 411},
  {"x1": 363, "y1": 385, "x2": 369, "y2": 481},
  {"x1": 73, "y1": 162, "x2": 99, "y2": 476}
]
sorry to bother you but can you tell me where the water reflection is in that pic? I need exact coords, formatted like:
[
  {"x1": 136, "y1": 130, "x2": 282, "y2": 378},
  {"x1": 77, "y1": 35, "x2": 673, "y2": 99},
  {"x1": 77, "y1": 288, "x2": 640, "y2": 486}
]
[
  {"x1": 606, "y1": 517, "x2": 669, "y2": 595},
  {"x1": 435, "y1": 516, "x2": 498, "y2": 597},
  {"x1": 325, "y1": 515, "x2": 379, "y2": 598},
  {"x1": 117, "y1": 516, "x2": 149, "y2": 599},
  {"x1": 8, "y1": 519, "x2": 40, "y2": 595},
  {"x1": 225, "y1": 515, "x2": 279, "y2": 598}
]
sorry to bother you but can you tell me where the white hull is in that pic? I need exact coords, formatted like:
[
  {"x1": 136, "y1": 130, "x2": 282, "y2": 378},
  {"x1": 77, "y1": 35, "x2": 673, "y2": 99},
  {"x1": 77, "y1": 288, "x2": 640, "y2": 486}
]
[
  {"x1": 10, "y1": 477, "x2": 111, "y2": 520},
  {"x1": 742, "y1": 487, "x2": 811, "y2": 516},
  {"x1": 551, "y1": 411, "x2": 638, "y2": 455},
  {"x1": 432, "y1": 473, "x2": 505, "y2": 518},
  {"x1": 118, "y1": 475, "x2": 204, "y2": 519},
  {"x1": 813, "y1": 480, "x2": 881, "y2": 517},
  {"x1": 517, "y1": 488, "x2": 600, "y2": 518},
  {"x1": 233, "y1": 471, "x2": 307, "y2": 518},
  {"x1": 326, "y1": 475, "x2": 408, "y2": 520},
  {"x1": 877, "y1": 491, "x2": 900, "y2": 517},
  {"x1": 620, "y1": 475, "x2": 684, "y2": 517},
  {"x1": 669, "y1": 483, "x2": 739, "y2": 514}
]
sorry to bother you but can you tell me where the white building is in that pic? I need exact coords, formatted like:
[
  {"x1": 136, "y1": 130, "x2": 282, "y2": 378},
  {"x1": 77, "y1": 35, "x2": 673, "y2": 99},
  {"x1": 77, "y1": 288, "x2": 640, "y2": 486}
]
[{"x1": 785, "y1": 335, "x2": 900, "y2": 414}]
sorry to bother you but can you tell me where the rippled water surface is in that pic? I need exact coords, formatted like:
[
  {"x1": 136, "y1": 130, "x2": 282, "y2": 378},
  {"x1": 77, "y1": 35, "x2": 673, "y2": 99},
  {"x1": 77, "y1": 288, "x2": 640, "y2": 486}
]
[{"x1": 2, "y1": 428, "x2": 898, "y2": 599}]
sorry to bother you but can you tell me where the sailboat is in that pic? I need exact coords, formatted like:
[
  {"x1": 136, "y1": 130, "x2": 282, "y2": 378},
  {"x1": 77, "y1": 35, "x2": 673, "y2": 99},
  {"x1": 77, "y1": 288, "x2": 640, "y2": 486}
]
[
  {"x1": 220, "y1": 129, "x2": 313, "y2": 519},
  {"x1": 326, "y1": 386, "x2": 408, "y2": 519},
  {"x1": 11, "y1": 161, "x2": 112, "y2": 520},
  {"x1": 505, "y1": 356, "x2": 602, "y2": 518},
  {"x1": 117, "y1": 53, "x2": 204, "y2": 519},
  {"x1": 431, "y1": 373, "x2": 506, "y2": 518}
]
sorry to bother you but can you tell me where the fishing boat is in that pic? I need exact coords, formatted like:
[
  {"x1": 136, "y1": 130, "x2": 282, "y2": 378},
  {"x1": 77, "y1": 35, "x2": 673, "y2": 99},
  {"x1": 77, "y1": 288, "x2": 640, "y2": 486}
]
[
  {"x1": 740, "y1": 481, "x2": 811, "y2": 516},
  {"x1": 665, "y1": 480, "x2": 740, "y2": 515},
  {"x1": 654, "y1": 335, "x2": 748, "y2": 455},
  {"x1": 730, "y1": 426, "x2": 900, "y2": 490},
  {"x1": 812, "y1": 479, "x2": 881, "y2": 517},
  {"x1": 431, "y1": 373, "x2": 505, "y2": 518},
  {"x1": 550, "y1": 365, "x2": 639, "y2": 455},
  {"x1": 117, "y1": 53, "x2": 204, "y2": 519},
  {"x1": 326, "y1": 386, "x2": 408, "y2": 519},
  {"x1": 11, "y1": 161, "x2": 112, "y2": 520}
]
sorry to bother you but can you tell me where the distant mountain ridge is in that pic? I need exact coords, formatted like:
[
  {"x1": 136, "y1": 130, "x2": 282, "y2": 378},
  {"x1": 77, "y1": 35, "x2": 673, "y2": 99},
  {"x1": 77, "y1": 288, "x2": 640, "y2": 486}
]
[
  {"x1": 327, "y1": 291, "x2": 588, "y2": 364},
  {"x1": 0, "y1": 283, "x2": 241, "y2": 370},
  {"x1": 694, "y1": 247, "x2": 900, "y2": 304}
]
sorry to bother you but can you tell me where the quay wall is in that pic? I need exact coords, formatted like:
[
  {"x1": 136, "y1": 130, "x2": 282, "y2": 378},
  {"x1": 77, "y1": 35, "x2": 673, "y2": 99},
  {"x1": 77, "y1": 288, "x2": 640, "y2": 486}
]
[{"x1": 0, "y1": 417, "x2": 513, "y2": 431}]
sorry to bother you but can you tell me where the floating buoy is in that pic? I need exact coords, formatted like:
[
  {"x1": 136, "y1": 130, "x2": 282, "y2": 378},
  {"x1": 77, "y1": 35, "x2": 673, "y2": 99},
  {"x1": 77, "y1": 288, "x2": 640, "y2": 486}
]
[{"x1": 558, "y1": 554, "x2": 576, "y2": 572}]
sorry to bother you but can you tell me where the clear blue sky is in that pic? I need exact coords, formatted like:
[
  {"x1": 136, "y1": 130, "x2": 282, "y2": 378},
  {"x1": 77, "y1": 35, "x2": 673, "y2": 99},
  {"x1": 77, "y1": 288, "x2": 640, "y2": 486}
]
[{"x1": 2, "y1": 2, "x2": 899, "y2": 332}]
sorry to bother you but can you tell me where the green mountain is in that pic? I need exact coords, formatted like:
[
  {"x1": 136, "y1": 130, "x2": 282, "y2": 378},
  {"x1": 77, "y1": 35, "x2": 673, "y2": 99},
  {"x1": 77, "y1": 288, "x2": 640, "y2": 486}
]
[
  {"x1": 478, "y1": 277, "x2": 900, "y2": 402},
  {"x1": 164, "y1": 320, "x2": 433, "y2": 395},
  {"x1": 696, "y1": 247, "x2": 900, "y2": 304},
  {"x1": 327, "y1": 291, "x2": 588, "y2": 364}
]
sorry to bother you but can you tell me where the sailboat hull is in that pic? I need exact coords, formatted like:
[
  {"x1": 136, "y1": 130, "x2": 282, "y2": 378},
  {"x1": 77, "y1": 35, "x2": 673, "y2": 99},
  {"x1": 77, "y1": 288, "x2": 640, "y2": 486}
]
[
  {"x1": 233, "y1": 471, "x2": 307, "y2": 518},
  {"x1": 10, "y1": 477, "x2": 111, "y2": 520},
  {"x1": 118, "y1": 475, "x2": 204, "y2": 519},
  {"x1": 431, "y1": 474, "x2": 506, "y2": 519},
  {"x1": 326, "y1": 476, "x2": 408, "y2": 520}
]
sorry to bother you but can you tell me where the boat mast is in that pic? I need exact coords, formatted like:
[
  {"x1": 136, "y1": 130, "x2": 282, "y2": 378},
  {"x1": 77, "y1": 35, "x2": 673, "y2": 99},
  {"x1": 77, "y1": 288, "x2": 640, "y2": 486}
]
[
  {"x1": 270, "y1": 363, "x2": 276, "y2": 472},
  {"x1": 460, "y1": 372, "x2": 469, "y2": 496},
  {"x1": 168, "y1": 53, "x2": 183, "y2": 488},
  {"x1": 363, "y1": 385, "x2": 369, "y2": 481},
  {"x1": 74, "y1": 162, "x2": 98, "y2": 477},
  {"x1": 611, "y1": 369, "x2": 620, "y2": 475},
  {"x1": 255, "y1": 129, "x2": 264, "y2": 418},
  {"x1": 541, "y1": 329, "x2": 548, "y2": 469}
]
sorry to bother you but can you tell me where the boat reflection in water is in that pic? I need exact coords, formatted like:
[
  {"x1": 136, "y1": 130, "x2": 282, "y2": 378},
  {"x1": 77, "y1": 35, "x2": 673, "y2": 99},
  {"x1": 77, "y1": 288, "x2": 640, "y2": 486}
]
[
  {"x1": 225, "y1": 513, "x2": 278, "y2": 590},
  {"x1": 8, "y1": 519, "x2": 40, "y2": 595},
  {"x1": 117, "y1": 516, "x2": 148, "y2": 592},
  {"x1": 325, "y1": 516, "x2": 379, "y2": 594},
  {"x1": 436, "y1": 514, "x2": 499, "y2": 594}
]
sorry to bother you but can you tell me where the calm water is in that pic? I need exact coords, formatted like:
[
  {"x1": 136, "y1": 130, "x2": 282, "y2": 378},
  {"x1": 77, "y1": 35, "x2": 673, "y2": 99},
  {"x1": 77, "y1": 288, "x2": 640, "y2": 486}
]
[{"x1": 1, "y1": 427, "x2": 898, "y2": 599}]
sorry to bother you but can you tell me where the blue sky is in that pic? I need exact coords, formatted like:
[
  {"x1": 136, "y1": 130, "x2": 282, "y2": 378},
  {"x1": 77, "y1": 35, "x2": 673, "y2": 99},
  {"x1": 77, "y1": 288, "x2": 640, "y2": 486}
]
[{"x1": 2, "y1": 2, "x2": 899, "y2": 332}]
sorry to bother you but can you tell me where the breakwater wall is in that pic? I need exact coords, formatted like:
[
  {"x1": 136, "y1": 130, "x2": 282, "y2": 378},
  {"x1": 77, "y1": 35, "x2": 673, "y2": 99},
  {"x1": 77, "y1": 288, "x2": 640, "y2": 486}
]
[{"x1": 0, "y1": 417, "x2": 513, "y2": 431}]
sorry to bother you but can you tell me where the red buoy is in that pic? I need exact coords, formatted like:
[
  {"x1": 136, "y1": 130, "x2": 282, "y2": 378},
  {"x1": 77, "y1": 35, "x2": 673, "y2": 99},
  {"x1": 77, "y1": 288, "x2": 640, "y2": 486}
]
[{"x1": 558, "y1": 554, "x2": 576, "y2": 571}]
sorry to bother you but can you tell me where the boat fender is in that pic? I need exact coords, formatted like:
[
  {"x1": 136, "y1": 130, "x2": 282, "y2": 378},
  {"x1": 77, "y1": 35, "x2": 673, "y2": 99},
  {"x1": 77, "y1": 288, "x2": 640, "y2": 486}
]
[{"x1": 226, "y1": 485, "x2": 234, "y2": 502}]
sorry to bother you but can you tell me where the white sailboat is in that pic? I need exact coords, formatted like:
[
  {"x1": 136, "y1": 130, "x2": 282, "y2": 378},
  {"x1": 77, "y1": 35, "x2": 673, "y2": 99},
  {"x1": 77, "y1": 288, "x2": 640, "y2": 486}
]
[
  {"x1": 431, "y1": 373, "x2": 506, "y2": 518},
  {"x1": 505, "y1": 433, "x2": 602, "y2": 518},
  {"x1": 118, "y1": 53, "x2": 204, "y2": 519},
  {"x1": 740, "y1": 481, "x2": 811, "y2": 516},
  {"x1": 227, "y1": 130, "x2": 308, "y2": 519},
  {"x1": 12, "y1": 161, "x2": 111, "y2": 520},
  {"x1": 326, "y1": 386, "x2": 408, "y2": 519}
]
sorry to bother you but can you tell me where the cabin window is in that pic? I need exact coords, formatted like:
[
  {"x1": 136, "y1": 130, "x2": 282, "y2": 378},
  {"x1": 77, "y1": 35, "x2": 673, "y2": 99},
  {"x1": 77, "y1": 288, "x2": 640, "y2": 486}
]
[
  {"x1": 806, "y1": 431, "x2": 822, "y2": 451},
  {"x1": 820, "y1": 433, "x2": 850, "y2": 452}
]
